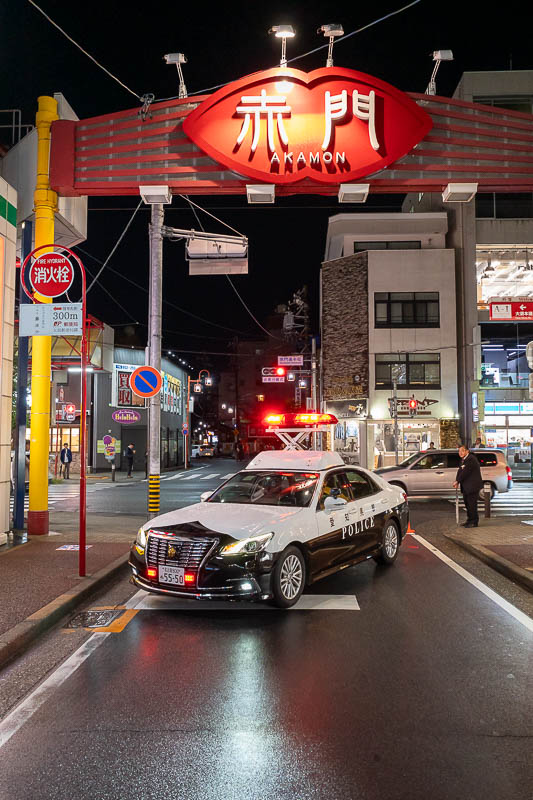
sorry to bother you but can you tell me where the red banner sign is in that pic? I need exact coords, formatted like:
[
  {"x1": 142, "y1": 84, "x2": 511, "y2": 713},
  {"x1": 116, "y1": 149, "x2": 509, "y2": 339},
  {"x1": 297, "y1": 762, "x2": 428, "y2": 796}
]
[
  {"x1": 183, "y1": 67, "x2": 432, "y2": 185},
  {"x1": 29, "y1": 253, "x2": 74, "y2": 298},
  {"x1": 489, "y1": 302, "x2": 533, "y2": 320}
]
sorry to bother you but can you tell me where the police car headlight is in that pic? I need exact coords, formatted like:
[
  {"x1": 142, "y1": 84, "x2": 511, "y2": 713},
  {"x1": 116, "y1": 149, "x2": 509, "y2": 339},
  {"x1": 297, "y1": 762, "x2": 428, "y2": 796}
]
[
  {"x1": 221, "y1": 533, "x2": 273, "y2": 555},
  {"x1": 136, "y1": 527, "x2": 147, "y2": 550}
]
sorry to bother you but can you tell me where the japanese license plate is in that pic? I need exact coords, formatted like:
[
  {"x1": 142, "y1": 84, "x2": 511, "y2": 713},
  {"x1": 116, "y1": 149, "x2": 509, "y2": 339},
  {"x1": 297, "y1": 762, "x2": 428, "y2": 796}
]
[{"x1": 158, "y1": 565, "x2": 185, "y2": 585}]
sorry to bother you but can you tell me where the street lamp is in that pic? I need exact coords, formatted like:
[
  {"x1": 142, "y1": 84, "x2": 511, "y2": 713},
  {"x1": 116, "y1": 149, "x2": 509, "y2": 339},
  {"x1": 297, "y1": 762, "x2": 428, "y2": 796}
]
[
  {"x1": 164, "y1": 52, "x2": 188, "y2": 99},
  {"x1": 318, "y1": 24, "x2": 344, "y2": 67},
  {"x1": 185, "y1": 369, "x2": 211, "y2": 469}
]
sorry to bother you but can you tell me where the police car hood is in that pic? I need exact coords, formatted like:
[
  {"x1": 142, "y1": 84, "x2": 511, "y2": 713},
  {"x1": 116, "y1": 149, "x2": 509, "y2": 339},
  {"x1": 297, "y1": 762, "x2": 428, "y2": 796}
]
[{"x1": 144, "y1": 502, "x2": 303, "y2": 539}]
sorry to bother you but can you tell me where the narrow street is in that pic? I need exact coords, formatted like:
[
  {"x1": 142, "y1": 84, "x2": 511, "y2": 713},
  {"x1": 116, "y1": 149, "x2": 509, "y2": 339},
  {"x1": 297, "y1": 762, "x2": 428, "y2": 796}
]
[{"x1": 0, "y1": 510, "x2": 531, "y2": 800}]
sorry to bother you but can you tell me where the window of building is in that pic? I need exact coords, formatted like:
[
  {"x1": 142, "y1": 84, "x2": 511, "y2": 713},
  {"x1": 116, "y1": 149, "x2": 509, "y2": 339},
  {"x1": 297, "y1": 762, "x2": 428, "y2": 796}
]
[
  {"x1": 473, "y1": 95, "x2": 533, "y2": 114},
  {"x1": 354, "y1": 240, "x2": 421, "y2": 253},
  {"x1": 50, "y1": 427, "x2": 80, "y2": 453},
  {"x1": 375, "y1": 353, "x2": 441, "y2": 388},
  {"x1": 374, "y1": 292, "x2": 439, "y2": 328},
  {"x1": 476, "y1": 193, "x2": 533, "y2": 219}
]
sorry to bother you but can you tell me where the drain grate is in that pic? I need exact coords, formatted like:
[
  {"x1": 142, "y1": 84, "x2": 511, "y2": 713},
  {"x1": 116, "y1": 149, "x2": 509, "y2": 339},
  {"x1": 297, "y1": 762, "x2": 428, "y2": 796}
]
[{"x1": 66, "y1": 610, "x2": 122, "y2": 628}]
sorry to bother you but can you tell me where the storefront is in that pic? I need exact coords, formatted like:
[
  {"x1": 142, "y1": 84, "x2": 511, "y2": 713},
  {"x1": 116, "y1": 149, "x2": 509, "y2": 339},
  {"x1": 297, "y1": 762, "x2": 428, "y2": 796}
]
[
  {"x1": 325, "y1": 399, "x2": 368, "y2": 466},
  {"x1": 482, "y1": 401, "x2": 533, "y2": 478},
  {"x1": 369, "y1": 418, "x2": 441, "y2": 468}
]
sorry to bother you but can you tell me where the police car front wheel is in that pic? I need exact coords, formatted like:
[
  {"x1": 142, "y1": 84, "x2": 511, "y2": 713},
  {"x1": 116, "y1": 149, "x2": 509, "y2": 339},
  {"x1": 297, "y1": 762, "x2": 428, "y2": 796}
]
[
  {"x1": 271, "y1": 546, "x2": 305, "y2": 608},
  {"x1": 374, "y1": 521, "x2": 399, "y2": 565}
]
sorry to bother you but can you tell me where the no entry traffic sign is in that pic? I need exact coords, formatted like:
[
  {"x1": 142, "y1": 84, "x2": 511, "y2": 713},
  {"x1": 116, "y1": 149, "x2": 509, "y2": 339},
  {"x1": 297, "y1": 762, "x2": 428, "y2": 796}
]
[
  {"x1": 129, "y1": 366, "x2": 162, "y2": 398},
  {"x1": 29, "y1": 253, "x2": 75, "y2": 298}
]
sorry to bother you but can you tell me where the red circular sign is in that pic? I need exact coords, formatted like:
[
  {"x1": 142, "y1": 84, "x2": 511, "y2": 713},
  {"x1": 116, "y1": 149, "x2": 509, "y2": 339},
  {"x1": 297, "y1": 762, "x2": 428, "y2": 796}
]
[{"x1": 29, "y1": 253, "x2": 75, "y2": 298}]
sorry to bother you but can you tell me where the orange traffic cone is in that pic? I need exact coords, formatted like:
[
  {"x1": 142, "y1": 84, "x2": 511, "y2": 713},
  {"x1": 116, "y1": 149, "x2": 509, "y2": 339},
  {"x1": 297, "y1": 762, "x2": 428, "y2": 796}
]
[{"x1": 406, "y1": 519, "x2": 416, "y2": 534}]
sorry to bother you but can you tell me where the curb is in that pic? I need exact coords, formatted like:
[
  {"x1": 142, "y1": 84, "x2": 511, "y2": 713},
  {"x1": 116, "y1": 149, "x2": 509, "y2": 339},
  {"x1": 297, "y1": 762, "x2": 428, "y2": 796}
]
[
  {"x1": 0, "y1": 553, "x2": 129, "y2": 671},
  {"x1": 446, "y1": 534, "x2": 533, "y2": 594}
]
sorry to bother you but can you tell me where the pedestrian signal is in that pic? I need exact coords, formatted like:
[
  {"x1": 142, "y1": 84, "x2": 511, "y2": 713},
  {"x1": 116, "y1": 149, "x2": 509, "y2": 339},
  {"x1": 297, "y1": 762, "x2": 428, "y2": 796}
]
[{"x1": 408, "y1": 397, "x2": 418, "y2": 417}]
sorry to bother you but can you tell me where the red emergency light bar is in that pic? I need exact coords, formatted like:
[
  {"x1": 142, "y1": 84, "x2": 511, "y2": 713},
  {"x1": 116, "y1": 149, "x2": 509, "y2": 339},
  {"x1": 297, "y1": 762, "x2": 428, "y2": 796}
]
[{"x1": 263, "y1": 412, "x2": 338, "y2": 427}]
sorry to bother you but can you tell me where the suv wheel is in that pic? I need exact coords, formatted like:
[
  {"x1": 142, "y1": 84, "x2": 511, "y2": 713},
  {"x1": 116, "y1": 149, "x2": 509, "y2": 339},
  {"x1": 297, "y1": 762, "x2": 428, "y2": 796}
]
[
  {"x1": 271, "y1": 546, "x2": 305, "y2": 608},
  {"x1": 478, "y1": 483, "x2": 495, "y2": 500}
]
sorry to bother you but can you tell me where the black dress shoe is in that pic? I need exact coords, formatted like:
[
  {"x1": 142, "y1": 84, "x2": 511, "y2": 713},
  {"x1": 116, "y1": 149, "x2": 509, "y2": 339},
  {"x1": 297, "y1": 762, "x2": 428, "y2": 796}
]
[{"x1": 464, "y1": 522, "x2": 478, "y2": 528}]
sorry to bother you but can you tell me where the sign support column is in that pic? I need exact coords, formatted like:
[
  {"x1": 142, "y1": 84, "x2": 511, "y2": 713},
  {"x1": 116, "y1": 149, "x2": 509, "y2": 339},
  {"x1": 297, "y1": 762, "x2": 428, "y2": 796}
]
[
  {"x1": 28, "y1": 96, "x2": 58, "y2": 536},
  {"x1": 148, "y1": 204, "x2": 163, "y2": 517}
]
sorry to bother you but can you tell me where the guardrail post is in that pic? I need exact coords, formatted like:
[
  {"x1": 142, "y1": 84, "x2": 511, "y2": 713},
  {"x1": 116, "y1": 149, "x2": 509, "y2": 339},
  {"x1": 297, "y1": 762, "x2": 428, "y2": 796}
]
[{"x1": 483, "y1": 482, "x2": 491, "y2": 518}]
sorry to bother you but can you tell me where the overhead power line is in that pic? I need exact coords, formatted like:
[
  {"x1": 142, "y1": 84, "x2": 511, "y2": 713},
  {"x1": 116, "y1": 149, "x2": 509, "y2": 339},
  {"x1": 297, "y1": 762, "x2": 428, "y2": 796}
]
[
  {"x1": 85, "y1": 200, "x2": 143, "y2": 296},
  {"x1": 26, "y1": 0, "x2": 142, "y2": 100},
  {"x1": 154, "y1": 0, "x2": 424, "y2": 102}
]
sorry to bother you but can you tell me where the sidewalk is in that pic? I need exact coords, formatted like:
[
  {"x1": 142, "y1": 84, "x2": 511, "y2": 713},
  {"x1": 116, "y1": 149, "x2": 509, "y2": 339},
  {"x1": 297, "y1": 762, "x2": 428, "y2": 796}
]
[
  {"x1": 439, "y1": 516, "x2": 533, "y2": 593},
  {"x1": 0, "y1": 511, "x2": 144, "y2": 669}
]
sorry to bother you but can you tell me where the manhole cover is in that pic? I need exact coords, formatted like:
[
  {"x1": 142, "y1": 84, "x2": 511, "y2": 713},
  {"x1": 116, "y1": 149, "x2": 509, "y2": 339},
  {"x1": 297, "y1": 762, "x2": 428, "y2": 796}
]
[{"x1": 66, "y1": 610, "x2": 121, "y2": 628}]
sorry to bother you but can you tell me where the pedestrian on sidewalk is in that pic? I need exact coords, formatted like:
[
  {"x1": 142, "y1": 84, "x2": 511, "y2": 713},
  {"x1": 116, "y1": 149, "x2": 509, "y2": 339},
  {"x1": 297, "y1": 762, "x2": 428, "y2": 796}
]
[
  {"x1": 126, "y1": 443, "x2": 136, "y2": 478},
  {"x1": 60, "y1": 442, "x2": 72, "y2": 479},
  {"x1": 453, "y1": 444, "x2": 483, "y2": 528}
]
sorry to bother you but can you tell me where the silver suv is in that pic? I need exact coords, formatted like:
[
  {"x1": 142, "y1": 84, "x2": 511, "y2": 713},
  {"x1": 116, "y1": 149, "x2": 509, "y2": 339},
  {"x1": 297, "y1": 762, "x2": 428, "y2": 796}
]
[{"x1": 375, "y1": 449, "x2": 512, "y2": 497}]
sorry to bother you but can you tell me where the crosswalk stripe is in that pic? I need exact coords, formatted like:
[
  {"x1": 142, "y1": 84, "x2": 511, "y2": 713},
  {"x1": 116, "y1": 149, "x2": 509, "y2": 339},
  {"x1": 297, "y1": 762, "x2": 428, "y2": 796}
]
[
  {"x1": 201, "y1": 473, "x2": 220, "y2": 480},
  {"x1": 221, "y1": 473, "x2": 235, "y2": 479},
  {"x1": 181, "y1": 473, "x2": 201, "y2": 480}
]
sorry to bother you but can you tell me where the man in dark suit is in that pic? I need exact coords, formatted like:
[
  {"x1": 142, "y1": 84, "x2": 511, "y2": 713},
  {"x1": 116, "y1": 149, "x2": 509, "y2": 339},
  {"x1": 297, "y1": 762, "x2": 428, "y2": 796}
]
[{"x1": 453, "y1": 444, "x2": 483, "y2": 527}]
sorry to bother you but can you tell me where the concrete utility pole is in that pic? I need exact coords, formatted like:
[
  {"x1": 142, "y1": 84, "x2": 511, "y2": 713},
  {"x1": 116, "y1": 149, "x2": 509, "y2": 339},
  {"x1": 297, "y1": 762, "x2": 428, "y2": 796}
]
[
  {"x1": 28, "y1": 96, "x2": 58, "y2": 535},
  {"x1": 147, "y1": 204, "x2": 163, "y2": 517}
]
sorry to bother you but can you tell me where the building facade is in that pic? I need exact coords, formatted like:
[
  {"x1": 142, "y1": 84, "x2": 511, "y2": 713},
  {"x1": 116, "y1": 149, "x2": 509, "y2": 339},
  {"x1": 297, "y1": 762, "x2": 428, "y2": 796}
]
[
  {"x1": 0, "y1": 176, "x2": 17, "y2": 544},
  {"x1": 321, "y1": 214, "x2": 459, "y2": 469}
]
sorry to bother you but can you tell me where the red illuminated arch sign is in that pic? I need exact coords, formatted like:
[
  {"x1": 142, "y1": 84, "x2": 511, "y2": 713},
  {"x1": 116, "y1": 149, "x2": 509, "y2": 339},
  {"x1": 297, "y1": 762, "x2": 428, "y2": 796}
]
[{"x1": 183, "y1": 67, "x2": 433, "y2": 185}]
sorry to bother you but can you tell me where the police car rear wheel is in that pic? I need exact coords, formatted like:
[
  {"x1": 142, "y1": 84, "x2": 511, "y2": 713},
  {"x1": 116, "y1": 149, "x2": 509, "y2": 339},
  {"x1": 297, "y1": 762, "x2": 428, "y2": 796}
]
[
  {"x1": 271, "y1": 546, "x2": 305, "y2": 608},
  {"x1": 374, "y1": 521, "x2": 399, "y2": 565}
]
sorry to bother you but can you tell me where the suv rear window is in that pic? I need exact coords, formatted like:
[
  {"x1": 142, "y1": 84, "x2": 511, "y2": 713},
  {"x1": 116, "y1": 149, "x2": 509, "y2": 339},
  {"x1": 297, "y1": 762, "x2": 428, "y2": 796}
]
[{"x1": 473, "y1": 452, "x2": 498, "y2": 467}]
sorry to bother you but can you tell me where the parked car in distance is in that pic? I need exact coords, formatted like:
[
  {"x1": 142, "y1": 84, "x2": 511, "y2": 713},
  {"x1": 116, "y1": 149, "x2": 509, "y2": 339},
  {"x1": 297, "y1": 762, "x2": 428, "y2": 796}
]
[
  {"x1": 198, "y1": 445, "x2": 215, "y2": 458},
  {"x1": 191, "y1": 445, "x2": 201, "y2": 458},
  {"x1": 375, "y1": 448, "x2": 512, "y2": 498}
]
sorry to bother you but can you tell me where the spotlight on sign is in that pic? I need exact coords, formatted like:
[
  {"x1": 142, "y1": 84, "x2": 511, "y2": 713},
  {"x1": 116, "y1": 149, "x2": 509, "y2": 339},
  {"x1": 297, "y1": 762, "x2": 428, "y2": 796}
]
[{"x1": 268, "y1": 25, "x2": 295, "y2": 67}]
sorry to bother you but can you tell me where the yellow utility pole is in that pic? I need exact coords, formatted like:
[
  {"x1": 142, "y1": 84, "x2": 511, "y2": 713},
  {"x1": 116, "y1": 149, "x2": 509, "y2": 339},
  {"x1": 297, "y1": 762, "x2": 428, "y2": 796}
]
[{"x1": 27, "y1": 96, "x2": 58, "y2": 535}]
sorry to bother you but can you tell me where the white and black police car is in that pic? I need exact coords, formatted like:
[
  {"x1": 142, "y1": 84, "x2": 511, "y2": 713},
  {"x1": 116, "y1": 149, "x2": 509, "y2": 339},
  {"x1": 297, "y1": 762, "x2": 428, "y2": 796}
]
[{"x1": 129, "y1": 448, "x2": 409, "y2": 608}]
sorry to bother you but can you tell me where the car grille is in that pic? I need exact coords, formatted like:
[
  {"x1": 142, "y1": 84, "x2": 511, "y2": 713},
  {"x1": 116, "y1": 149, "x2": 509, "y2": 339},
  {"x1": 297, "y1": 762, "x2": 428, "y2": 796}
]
[{"x1": 146, "y1": 534, "x2": 217, "y2": 570}]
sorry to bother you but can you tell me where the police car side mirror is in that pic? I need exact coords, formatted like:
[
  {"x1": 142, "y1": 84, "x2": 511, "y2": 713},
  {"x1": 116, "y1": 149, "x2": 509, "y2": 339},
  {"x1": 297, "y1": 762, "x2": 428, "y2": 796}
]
[
  {"x1": 200, "y1": 491, "x2": 212, "y2": 503},
  {"x1": 324, "y1": 495, "x2": 347, "y2": 510}
]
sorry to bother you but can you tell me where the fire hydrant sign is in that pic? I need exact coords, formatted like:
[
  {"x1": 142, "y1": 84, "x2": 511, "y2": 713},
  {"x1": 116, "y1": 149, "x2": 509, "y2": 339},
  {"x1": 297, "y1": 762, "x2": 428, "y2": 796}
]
[
  {"x1": 29, "y1": 253, "x2": 75, "y2": 297},
  {"x1": 19, "y1": 303, "x2": 83, "y2": 336}
]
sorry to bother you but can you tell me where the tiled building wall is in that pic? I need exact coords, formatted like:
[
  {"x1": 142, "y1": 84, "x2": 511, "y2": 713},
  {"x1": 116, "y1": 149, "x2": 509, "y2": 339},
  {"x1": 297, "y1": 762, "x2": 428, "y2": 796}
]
[
  {"x1": 0, "y1": 177, "x2": 17, "y2": 544},
  {"x1": 321, "y1": 252, "x2": 369, "y2": 401}
]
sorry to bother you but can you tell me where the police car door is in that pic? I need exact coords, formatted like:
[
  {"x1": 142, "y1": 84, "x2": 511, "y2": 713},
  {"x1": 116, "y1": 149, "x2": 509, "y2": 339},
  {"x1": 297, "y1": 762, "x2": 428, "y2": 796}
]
[
  {"x1": 344, "y1": 469, "x2": 384, "y2": 554},
  {"x1": 311, "y1": 471, "x2": 358, "y2": 578}
]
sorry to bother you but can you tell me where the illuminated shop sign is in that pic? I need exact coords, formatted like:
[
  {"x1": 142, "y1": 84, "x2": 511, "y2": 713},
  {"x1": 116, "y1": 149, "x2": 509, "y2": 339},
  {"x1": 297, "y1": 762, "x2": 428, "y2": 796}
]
[
  {"x1": 183, "y1": 67, "x2": 432, "y2": 185},
  {"x1": 484, "y1": 402, "x2": 533, "y2": 415}
]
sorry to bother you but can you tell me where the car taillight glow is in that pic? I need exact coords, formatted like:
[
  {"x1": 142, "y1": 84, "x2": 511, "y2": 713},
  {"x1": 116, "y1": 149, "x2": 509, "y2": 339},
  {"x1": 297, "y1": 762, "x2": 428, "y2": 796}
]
[
  {"x1": 147, "y1": 567, "x2": 157, "y2": 579},
  {"x1": 506, "y1": 466, "x2": 512, "y2": 478},
  {"x1": 184, "y1": 572, "x2": 196, "y2": 584}
]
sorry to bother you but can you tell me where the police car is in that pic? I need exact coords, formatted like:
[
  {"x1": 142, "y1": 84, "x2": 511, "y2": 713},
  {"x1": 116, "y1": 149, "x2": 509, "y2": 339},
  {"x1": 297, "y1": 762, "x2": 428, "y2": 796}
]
[{"x1": 129, "y1": 449, "x2": 408, "y2": 607}]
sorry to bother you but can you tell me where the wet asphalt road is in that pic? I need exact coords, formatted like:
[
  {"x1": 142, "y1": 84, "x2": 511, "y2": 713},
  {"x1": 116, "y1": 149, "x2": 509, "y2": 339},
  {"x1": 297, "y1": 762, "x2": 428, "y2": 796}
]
[{"x1": 0, "y1": 528, "x2": 531, "y2": 799}]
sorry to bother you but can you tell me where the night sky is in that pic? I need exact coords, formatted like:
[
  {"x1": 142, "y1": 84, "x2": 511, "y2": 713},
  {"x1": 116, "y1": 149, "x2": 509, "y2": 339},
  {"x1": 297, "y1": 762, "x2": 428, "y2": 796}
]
[{"x1": 2, "y1": 0, "x2": 531, "y2": 367}]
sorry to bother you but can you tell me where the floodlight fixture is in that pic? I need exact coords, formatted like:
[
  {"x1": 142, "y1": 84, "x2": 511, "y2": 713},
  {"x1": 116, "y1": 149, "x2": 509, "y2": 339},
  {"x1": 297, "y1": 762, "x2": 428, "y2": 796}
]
[
  {"x1": 164, "y1": 52, "x2": 188, "y2": 98},
  {"x1": 442, "y1": 183, "x2": 478, "y2": 203},
  {"x1": 318, "y1": 23, "x2": 344, "y2": 67},
  {"x1": 425, "y1": 49, "x2": 454, "y2": 95},
  {"x1": 269, "y1": 25, "x2": 295, "y2": 67},
  {"x1": 246, "y1": 184, "x2": 275, "y2": 204},
  {"x1": 338, "y1": 184, "x2": 370, "y2": 203},
  {"x1": 139, "y1": 185, "x2": 172, "y2": 205}
]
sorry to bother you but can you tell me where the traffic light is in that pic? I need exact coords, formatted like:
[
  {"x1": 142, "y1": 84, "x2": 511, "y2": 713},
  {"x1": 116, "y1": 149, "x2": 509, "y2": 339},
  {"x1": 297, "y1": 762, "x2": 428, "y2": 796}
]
[
  {"x1": 275, "y1": 366, "x2": 285, "y2": 377},
  {"x1": 408, "y1": 397, "x2": 418, "y2": 417}
]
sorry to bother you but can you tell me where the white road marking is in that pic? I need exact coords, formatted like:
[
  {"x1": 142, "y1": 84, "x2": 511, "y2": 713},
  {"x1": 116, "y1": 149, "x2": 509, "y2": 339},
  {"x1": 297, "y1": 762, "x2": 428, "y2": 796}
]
[
  {"x1": 221, "y1": 473, "x2": 235, "y2": 479},
  {"x1": 127, "y1": 590, "x2": 359, "y2": 612},
  {"x1": 412, "y1": 534, "x2": 533, "y2": 633},
  {"x1": 0, "y1": 633, "x2": 109, "y2": 751},
  {"x1": 162, "y1": 468, "x2": 205, "y2": 481},
  {"x1": 181, "y1": 473, "x2": 202, "y2": 480},
  {"x1": 201, "y1": 473, "x2": 220, "y2": 480}
]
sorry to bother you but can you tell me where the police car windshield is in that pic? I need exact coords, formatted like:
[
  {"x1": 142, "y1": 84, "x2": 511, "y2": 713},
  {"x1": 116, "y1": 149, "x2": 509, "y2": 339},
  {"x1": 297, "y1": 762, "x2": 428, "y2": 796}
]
[{"x1": 208, "y1": 471, "x2": 320, "y2": 507}]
